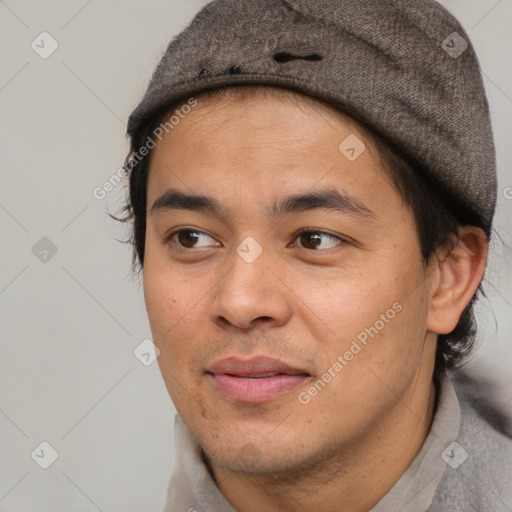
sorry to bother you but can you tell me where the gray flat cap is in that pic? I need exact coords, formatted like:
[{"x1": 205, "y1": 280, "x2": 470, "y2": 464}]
[{"x1": 127, "y1": 0, "x2": 497, "y2": 228}]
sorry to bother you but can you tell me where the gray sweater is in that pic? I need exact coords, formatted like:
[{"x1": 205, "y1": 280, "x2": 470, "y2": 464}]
[
  {"x1": 163, "y1": 372, "x2": 512, "y2": 511},
  {"x1": 427, "y1": 372, "x2": 512, "y2": 511}
]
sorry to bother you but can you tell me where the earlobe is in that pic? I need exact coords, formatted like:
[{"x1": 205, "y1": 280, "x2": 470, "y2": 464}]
[{"x1": 426, "y1": 226, "x2": 488, "y2": 335}]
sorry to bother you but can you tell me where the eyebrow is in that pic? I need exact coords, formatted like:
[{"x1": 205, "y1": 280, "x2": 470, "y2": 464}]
[{"x1": 150, "y1": 187, "x2": 375, "y2": 220}]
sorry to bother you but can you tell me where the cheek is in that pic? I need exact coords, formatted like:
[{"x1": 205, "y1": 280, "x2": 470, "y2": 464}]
[
  {"x1": 143, "y1": 234, "x2": 194, "y2": 332},
  {"x1": 297, "y1": 252, "x2": 429, "y2": 363},
  {"x1": 143, "y1": 264, "x2": 175, "y2": 335},
  {"x1": 143, "y1": 254, "x2": 193, "y2": 356},
  {"x1": 142, "y1": 248, "x2": 213, "y2": 378},
  {"x1": 143, "y1": 265, "x2": 204, "y2": 405},
  {"x1": 297, "y1": 272, "x2": 431, "y2": 426}
]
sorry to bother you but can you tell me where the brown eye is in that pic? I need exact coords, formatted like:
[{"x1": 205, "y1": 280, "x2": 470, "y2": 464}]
[
  {"x1": 296, "y1": 231, "x2": 342, "y2": 250},
  {"x1": 169, "y1": 229, "x2": 218, "y2": 249}
]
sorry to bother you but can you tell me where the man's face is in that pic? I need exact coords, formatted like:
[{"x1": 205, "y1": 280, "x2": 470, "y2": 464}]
[{"x1": 143, "y1": 91, "x2": 437, "y2": 473}]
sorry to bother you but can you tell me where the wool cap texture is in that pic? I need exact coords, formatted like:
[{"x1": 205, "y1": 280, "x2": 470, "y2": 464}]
[{"x1": 127, "y1": 0, "x2": 497, "y2": 228}]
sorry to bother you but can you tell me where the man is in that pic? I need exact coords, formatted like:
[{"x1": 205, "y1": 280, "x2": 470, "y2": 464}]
[{"x1": 120, "y1": 0, "x2": 512, "y2": 510}]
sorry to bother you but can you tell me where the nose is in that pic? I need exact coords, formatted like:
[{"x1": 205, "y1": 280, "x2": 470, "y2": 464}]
[{"x1": 210, "y1": 246, "x2": 292, "y2": 331}]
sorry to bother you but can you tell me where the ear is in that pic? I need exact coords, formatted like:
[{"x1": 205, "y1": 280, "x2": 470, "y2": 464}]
[{"x1": 426, "y1": 226, "x2": 488, "y2": 335}]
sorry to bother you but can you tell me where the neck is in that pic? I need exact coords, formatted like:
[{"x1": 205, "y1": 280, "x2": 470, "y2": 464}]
[{"x1": 208, "y1": 376, "x2": 437, "y2": 512}]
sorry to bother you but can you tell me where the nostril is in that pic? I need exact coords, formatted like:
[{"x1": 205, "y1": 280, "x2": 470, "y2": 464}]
[
  {"x1": 273, "y1": 51, "x2": 323, "y2": 63},
  {"x1": 228, "y1": 65, "x2": 243, "y2": 74}
]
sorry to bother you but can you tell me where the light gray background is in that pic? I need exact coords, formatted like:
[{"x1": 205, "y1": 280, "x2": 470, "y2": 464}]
[{"x1": 0, "y1": 1, "x2": 511, "y2": 510}]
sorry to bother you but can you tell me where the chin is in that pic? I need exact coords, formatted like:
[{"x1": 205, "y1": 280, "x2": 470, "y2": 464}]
[
  {"x1": 199, "y1": 430, "x2": 320, "y2": 476},
  {"x1": 207, "y1": 448, "x2": 294, "y2": 474}
]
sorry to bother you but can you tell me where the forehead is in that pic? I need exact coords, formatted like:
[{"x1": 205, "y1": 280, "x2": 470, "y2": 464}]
[{"x1": 146, "y1": 91, "x2": 401, "y2": 221}]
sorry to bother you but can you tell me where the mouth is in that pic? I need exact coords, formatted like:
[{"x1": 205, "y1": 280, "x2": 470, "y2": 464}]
[{"x1": 205, "y1": 356, "x2": 312, "y2": 403}]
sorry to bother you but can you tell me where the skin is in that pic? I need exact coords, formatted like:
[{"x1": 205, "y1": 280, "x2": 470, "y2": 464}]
[{"x1": 143, "y1": 89, "x2": 488, "y2": 512}]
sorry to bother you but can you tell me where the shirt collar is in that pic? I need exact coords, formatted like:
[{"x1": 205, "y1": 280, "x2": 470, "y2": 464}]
[{"x1": 370, "y1": 371, "x2": 461, "y2": 511}]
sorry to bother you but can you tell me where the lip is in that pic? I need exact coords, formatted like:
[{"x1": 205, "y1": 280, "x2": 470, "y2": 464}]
[{"x1": 206, "y1": 356, "x2": 311, "y2": 403}]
